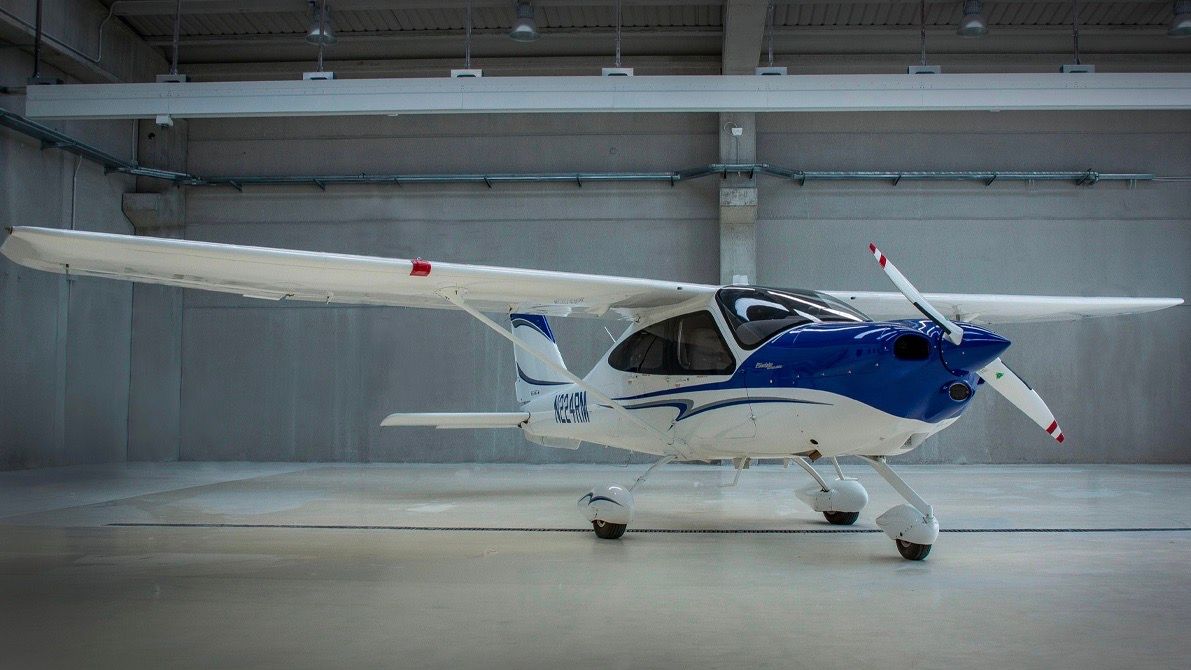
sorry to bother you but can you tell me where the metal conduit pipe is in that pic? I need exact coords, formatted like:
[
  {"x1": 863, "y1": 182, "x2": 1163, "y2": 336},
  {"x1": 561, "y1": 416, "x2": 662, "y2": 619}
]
[{"x1": 0, "y1": 107, "x2": 1165, "y2": 191}]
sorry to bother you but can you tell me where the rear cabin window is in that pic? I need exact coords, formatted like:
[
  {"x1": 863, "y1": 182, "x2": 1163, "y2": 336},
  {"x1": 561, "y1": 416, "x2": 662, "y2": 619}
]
[
  {"x1": 608, "y1": 311, "x2": 735, "y2": 376},
  {"x1": 716, "y1": 286, "x2": 870, "y2": 348}
]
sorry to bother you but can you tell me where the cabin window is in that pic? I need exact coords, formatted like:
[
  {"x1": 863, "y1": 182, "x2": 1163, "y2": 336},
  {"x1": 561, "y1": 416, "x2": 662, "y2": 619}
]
[
  {"x1": 716, "y1": 286, "x2": 870, "y2": 349},
  {"x1": 608, "y1": 311, "x2": 735, "y2": 376}
]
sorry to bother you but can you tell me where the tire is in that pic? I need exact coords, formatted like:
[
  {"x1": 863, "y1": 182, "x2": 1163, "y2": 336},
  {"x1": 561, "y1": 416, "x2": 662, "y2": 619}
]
[
  {"x1": 823, "y1": 511, "x2": 860, "y2": 526},
  {"x1": 592, "y1": 520, "x2": 627, "y2": 539},
  {"x1": 895, "y1": 539, "x2": 932, "y2": 561}
]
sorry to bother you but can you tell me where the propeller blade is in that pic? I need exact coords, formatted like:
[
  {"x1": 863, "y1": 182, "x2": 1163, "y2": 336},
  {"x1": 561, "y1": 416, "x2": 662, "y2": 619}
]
[
  {"x1": 977, "y1": 357, "x2": 1065, "y2": 443},
  {"x1": 868, "y1": 243, "x2": 964, "y2": 345}
]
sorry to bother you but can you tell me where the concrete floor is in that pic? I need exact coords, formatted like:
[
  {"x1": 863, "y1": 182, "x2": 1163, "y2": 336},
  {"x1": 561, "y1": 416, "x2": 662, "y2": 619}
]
[{"x1": 0, "y1": 462, "x2": 1188, "y2": 670}]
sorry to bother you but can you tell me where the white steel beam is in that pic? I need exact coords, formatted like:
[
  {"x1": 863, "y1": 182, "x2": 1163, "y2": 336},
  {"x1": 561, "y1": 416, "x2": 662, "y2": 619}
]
[{"x1": 24, "y1": 73, "x2": 1191, "y2": 120}]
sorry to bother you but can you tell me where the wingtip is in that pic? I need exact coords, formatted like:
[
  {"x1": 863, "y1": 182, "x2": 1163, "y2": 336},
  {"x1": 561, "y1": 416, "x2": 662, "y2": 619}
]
[
  {"x1": 3, "y1": 226, "x2": 12, "y2": 236},
  {"x1": 868, "y1": 242, "x2": 877, "y2": 254}
]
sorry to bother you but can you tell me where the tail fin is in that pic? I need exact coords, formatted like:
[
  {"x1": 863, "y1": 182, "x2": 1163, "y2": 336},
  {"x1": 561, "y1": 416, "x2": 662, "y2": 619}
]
[{"x1": 510, "y1": 313, "x2": 570, "y2": 403}]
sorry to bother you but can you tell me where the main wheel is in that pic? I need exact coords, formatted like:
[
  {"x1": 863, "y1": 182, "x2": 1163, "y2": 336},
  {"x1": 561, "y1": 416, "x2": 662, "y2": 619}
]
[
  {"x1": 592, "y1": 520, "x2": 627, "y2": 539},
  {"x1": 823, "y1": 511, "x2": 860, "y2": 526},
  {"x1": 895, "y1": 539, "x2": 932, "y2": 561}
]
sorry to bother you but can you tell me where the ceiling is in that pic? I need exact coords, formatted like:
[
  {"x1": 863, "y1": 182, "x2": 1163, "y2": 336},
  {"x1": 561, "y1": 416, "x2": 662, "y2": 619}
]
[{"x1": 99, "y1": 1, "x2": 1191, "y2": 80}]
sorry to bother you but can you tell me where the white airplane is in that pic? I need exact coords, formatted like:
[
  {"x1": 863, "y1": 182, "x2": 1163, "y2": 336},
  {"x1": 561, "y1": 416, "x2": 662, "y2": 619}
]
[{"x1": 2, "y1": 226, "x2": 1182, "y2": 560}]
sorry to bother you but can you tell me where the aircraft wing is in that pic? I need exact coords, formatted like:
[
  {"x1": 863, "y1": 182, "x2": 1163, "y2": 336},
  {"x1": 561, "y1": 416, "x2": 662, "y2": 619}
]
[
  {"x1": 824, "y1": 290, "x2": 1183, "y2": 325},
  {"x1": 1, "y1": 227, "x2": 714, "y2": 318}
]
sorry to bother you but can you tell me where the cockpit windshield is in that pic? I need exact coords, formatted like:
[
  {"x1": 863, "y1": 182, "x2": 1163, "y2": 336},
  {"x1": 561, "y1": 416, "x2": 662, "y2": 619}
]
[{"x1": 715, "y1": 286, "x2": 871, "y2": 348}]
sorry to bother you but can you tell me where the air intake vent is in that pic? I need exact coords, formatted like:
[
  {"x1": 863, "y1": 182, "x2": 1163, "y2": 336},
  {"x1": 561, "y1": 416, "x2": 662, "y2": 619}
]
[{"x1": 893, "y1": 334, "x2": 930, "y2": 361}]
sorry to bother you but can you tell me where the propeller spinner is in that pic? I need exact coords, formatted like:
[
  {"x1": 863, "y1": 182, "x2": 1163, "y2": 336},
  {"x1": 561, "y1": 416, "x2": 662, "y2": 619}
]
[{"x1": 868, "y1": 243, "x2": 1066, "y2": 444}]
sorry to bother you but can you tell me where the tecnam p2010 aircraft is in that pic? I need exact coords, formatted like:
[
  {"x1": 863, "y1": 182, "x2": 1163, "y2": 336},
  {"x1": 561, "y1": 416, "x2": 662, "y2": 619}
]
[{"x1": 2, "y1": 227, "x2": 1182, "y2": 560}]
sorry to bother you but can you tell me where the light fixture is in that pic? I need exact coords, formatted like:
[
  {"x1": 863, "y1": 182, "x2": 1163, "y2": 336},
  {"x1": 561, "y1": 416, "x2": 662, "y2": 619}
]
[
  {"x1": 508, "y1": 1, "x2": 540, "y2": 42},
  {"x1": 304, "y1": 0, "x2": 335, "y2": 80},
  {"x1": 1170, "y1": 1, "x2": 1191, "y2": 37},
  {"x1": 305, "y1": 0, "x2": 336, "y2": 45},
  {"x1": 956, "y1": 0, "x2": 988, "y2": 38}
]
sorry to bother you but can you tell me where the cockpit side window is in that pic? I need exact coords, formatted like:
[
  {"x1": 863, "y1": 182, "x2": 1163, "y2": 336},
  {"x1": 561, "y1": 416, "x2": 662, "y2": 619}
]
[
  {"x1": 608, "y1": 311, "x2": 735, "y2": 376},
  {"x1": 716, "y1": 286, "x2": 870, "y2": 349}
]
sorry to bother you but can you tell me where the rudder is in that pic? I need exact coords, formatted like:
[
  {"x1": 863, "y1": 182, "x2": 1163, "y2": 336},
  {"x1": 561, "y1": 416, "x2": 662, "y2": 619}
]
[{"x1": 510, "y1": 313, "x2": 570, "y2": 404}]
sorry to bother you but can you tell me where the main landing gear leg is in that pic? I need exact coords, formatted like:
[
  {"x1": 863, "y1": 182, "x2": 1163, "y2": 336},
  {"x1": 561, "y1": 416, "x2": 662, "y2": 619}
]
[
  {"x1": 578, "y1": 455, "x2": 675, "y2": 540},
  {"x1": 859, "y1": 456, "x2": 938, "y2": 561},
  {"x1": 792, "y1": 456, "x2": 869, "y2": 526}
]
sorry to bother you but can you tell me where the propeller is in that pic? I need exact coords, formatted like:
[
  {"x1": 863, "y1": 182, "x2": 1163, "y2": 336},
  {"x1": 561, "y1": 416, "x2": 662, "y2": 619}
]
[
  {"x1": 868, "y1": 242, "x2": 1065, "y2": 444},
  {"x1": 868, "y1": 243, "x2": 964, "y2": 345},
  {"x1": 975, "y1": 358, "x2": 1065, "y2": 443}
]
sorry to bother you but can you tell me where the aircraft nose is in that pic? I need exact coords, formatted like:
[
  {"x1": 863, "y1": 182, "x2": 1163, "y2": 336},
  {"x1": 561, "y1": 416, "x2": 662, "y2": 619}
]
[{"x1": 940, "y1": 325, "x2": 1010, "y2": 373}]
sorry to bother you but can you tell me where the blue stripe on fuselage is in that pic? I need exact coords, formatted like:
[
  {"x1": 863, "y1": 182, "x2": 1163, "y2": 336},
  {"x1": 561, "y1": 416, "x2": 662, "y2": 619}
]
[{"x1": 612, "y1": 320, "x2": 1004, "y2": 425}]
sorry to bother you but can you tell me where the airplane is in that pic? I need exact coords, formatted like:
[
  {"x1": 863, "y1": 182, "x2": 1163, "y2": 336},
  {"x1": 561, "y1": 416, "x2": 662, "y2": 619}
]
[{"x1": 1, "y1": 226, "x2": 1182, "y2": 560}]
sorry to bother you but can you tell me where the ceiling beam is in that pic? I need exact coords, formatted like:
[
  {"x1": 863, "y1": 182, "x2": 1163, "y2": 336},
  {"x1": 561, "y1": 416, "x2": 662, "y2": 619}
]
[
  {"x1": 721, "y1": 0, "x2": 770, "y2": 74},
  {"x1": 108, "y1": 0, "x2": 725, "y2": 16},
  {"x1": 24, "y1": 73, "x2": 1191, "y2": 120},
  {"x1": 105, "y1": 0, "x2": 1171, "y2": 16}
]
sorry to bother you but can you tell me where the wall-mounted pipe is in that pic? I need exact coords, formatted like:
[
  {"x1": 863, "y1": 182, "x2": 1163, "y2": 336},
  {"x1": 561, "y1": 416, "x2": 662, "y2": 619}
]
[
  {"x1": 187, "y1": 166, "x2": 1157, "y2": 190},
  {"x1": 0, "y1": 107, "x2": 1161, "y2": 191},
  {"x1": 0, "y1": 107, "x2": 189, "y2": 180}
]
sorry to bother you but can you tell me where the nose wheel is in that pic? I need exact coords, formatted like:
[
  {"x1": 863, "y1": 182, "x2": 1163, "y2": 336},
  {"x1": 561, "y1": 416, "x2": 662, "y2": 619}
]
[
  {"x1": 592, "y1": 519, "x2": 627, "y2": 539},
  {"x1": 896, "y1": 539, "x2": 932, "y2": 561}
]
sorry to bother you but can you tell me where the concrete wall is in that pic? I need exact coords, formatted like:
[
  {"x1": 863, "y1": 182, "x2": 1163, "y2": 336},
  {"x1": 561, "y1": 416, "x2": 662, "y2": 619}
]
[
  {"x1": 0, "y1": 52, "x2": 136, "y2": 469},
  {"x1": 160, "y1": 110, "x2": 1188, "y2": 464}
]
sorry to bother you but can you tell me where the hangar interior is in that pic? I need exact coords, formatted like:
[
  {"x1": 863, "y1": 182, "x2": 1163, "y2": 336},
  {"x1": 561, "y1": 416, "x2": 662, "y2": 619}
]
[{"x1": 0, "y1": 1, "x2": 1188, "y2": 668}]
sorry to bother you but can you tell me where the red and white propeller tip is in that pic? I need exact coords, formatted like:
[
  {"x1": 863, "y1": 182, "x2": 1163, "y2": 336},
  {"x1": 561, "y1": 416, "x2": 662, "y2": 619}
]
[{"x1": 867, "y1": 243, "x2": 964, "y2": 345}]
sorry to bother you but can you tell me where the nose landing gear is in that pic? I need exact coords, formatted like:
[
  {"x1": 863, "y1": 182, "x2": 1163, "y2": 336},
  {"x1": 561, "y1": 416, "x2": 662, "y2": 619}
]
[{"x1": 861, "y1": 455, "x2": 939, "y2": 561}]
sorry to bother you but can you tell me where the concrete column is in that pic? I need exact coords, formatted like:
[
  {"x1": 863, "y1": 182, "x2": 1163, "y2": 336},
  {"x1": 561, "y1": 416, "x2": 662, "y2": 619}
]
[
  {"x1": 719, "y1": 112, "x2": 757, "y2": 285},
  {"x1": 124, "y1": 118, "x2": 188, "y2": 229}
]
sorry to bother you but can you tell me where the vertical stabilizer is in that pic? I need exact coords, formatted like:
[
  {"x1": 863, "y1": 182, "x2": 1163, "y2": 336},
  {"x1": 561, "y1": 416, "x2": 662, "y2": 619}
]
[{"x1": 510, "y1": 314, "x2": 570, "y2": 403}]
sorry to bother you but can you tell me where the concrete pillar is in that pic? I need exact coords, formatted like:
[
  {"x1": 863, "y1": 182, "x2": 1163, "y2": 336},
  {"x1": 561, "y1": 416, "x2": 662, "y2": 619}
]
[{"x1": 719, "y1": 112, "x2": 757, "y2": 285}]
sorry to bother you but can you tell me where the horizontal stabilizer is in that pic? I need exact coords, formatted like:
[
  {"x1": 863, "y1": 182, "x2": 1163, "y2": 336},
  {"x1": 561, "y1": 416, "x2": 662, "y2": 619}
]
[{"x1": 380, "y1": 412, "x2": 529, "y2": 429}]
